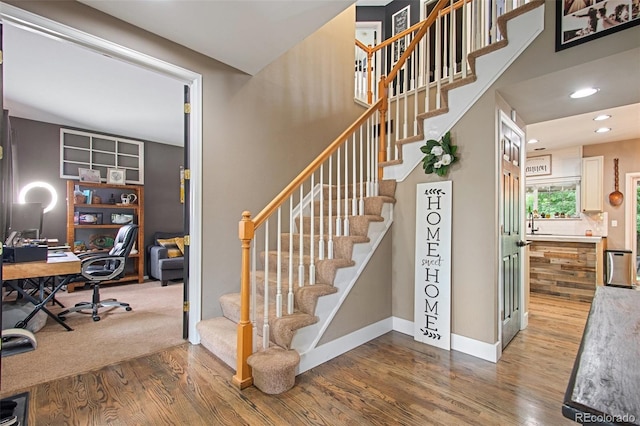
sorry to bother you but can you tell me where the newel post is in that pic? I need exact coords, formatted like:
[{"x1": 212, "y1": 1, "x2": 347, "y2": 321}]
[
  {"x1": 378, "y1": 76, "x2": 388, "y2": 179},
  {"x1": 232, "y1": 211, "x2": 254, "y2": 389}
]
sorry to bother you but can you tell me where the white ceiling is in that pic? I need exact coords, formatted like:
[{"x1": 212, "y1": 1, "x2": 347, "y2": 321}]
[
  {"x1": 2, "y1": 1, "x2": 353, "y2": 146},
  {"x1": 3, "y1": 23, "x2": 186, "y2": 146},
  {"x1": 498, "y1": 47, "x2": 640, "y2": 153},
  {"x1": 77, "y1": 0, "x2": 354, "y2": 76},
  {"x1": 1, "y1": 2, "x2": 639, "y2": 152}
]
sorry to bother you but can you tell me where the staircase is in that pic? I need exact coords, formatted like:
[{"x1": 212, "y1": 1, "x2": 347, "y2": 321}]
[
  {"x1": 198, "y1": 180, "x2": 396, "y2": 393},
  {"x1": 197, "y1": 0, "x2": 545, "y2": 394}
]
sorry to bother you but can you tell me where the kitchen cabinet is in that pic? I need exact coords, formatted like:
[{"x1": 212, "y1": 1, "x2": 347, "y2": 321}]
[
  {"x1": 66, "y1": 180, "x2": 145, "y2": 291},
  {"x1": 581, "y1": 156, "x2": 603, "y2": 212}
]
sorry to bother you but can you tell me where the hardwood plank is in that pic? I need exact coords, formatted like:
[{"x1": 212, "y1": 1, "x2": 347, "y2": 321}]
[{"x1": 15, "y1": 293, "x2": 588, "y2": 425}]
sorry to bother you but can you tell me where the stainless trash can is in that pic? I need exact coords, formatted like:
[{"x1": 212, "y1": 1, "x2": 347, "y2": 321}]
[{"x1": 605, "y1": 249, "x2": 633, "y2": 287}]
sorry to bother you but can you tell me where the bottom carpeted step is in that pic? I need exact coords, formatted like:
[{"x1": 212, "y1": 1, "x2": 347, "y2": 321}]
[
  {"x1": 196, "y1": 316, "x2": 238, "y2": 369},
  {"x1": 247, "y1": 347, "x2": 300, "y2": 394}
]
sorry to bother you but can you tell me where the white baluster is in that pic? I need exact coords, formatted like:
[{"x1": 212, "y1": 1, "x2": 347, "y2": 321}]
[
  {"x1": 309, "y1": 173, "x2": 316, "y2": 285},
  {"x1": 251, "y1": 238, "x2": 257, "y2": 352},
  {"x1": 263, "y1": 220, "x2": 269, "y2": 350},
  {"x1": 343, "y1": 143, "x2": 350, "y2": 237},
  {"x1": 450, "y1": 0, "x2": 455, "y2": 82},
  {"x1": 318, "y1": 165, "x2": 325, "y2": 260},
  {"x1": 425, "y1": 29, "x2": 431, "y2": 113},
  {"x1": 336, "y1": 147, "x2": 342, "y2": 237},
  {"x1": 435, "y1": 12, "x2": 442, "y2": 109},
  {"x1": 353, "y1": 133, "x2": 358, "y2": 216},
  {"x1": 359, "y1": 128, "x2": 365, "y2": 216},
  {"x1": 276, "y1": 207, "x2": 282, "y2": 318},
  {"x1": 298, "y1": 185, "x2": 304, "y2": 288},
  {"x1": 462, "y1": 0, "x2": 468, "y2": 78},
  {"x1": 288, "y1": 197, "x2": 294, "y2": 314},
  {"x1": 328, "y1": 154, "x2": 334, "y2": 259}
]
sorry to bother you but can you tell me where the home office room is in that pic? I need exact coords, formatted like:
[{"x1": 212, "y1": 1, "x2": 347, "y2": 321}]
[{"x1": 0, "y1": 14, "x2": 188, "y2": 399}]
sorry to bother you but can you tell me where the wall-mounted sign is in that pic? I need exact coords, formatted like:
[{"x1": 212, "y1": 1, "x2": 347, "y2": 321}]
[
  {"x1": 525, "y1": 155, "x2": 551, "y2": 177},
  {"x1": 414, "y1": 181, "x2": 451, "y2": 350}
]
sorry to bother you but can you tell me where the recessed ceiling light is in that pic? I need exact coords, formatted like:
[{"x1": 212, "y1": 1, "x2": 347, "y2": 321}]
[
  {"x1": 593, "y1": 114, "x2": 611, "y2": 121},
  {"x1": 595, "y1": 127, "x2": 611, "y2": 133},
  {"x1": 528, "y1": 138, "x2": 539, "y2": 144},
  {"x1": 570, "y1": 87, "x2": 599, "y2": 99}
]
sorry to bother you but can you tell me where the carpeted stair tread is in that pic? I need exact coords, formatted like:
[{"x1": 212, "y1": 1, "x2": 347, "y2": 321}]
[
  {"x1": 295, "y1": 284, "x2": 338, "y2": 315},
  {"x1": 281, "y1": 233, "x2": 369, "y2": 261},
  {"x1": 260, "y1": 252, "x2": 355, "y2": 285},
  {"x1": 271, "y1": 312, "x2": 319, "y2": 349},
  {"x1": 196, "y1": 316, "x2": 239, "y2": 369},
  {"x1": 320, "y1": 180, "x2": 396, "y2": 199},
  {"x1": 253, "y1": 272, "x2": 338, "y2": 314},
  {"x1": 219, "y1": 292, "x2": 319, "y2": 348},
  {"x1": 312, "y1": 195, "x2": 395, "y2": 216},
  {"x1": 298, "y1": 214, "x2": 384, "y2": 237}
]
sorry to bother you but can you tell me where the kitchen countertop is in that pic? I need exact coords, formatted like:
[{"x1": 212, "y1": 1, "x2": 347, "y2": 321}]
[
  {"x1": 526, "y1": 234, "x2": 604, "y2": 243},
  {"x1": 562, "y1": 286, "x2": 640, "y2": 424}
]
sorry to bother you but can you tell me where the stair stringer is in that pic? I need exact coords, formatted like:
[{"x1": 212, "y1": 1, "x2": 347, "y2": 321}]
[
  {"x1": 290, "y1": 201, "x2": 393, "y2": 373},
  {"x1": 383, "y1": 3, "x2": 545, "y2": 182}
]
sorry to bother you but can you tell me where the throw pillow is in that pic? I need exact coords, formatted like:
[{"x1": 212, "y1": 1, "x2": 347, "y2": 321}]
[
  {"x1": 157, "y1": 238, "x2": 182, "y2": 258},
  {"x1": 174, "y1": 236, "x2": 185, "y2": 255}
]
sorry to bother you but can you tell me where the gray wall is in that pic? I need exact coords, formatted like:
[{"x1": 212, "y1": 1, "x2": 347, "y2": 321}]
[{"x1": 9, "y1": 117, "x2": 184, "y2": 266}]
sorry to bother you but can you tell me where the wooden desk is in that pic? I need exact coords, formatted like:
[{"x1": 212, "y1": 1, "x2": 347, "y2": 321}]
[
  {"x1": 562, "y1": 285, "x2": 640, "y2": 425},
  {"x1": 3, "y1": 251, "x2": 80, "y2": 281},
  {"x1": 2, "y1": 252, "x2": 80, "y2": 331}
]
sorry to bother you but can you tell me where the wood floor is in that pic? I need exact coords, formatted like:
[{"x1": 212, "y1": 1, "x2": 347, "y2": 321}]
[{"x1": 17, "y1": 293, "x2": 589, "y2": 425}]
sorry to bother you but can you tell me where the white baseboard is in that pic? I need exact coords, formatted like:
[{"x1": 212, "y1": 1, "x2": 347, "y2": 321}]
[
  {"x1": 392, "y1": 316, "x2": 500, "y2": 363},
  {"x1": 297, "y1": 317, "x2": 393, "y2": 374},
  {"x1": 297, "y1": 315, "x2": 500, "y2": 374}
]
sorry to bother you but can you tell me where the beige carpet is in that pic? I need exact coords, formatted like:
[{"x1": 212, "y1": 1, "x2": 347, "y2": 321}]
[{"x1": 1, "y1": 280, "x2": 184, "y2": 397}]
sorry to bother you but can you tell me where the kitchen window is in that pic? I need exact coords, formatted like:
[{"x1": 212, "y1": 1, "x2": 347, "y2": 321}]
[{"x1": 526, "y1": 178, "x2": 580, "y2": 218}]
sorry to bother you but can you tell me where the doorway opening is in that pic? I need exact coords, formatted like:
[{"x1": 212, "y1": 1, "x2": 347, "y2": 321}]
[
  {"x1": 0, "y1": 2, "x2": 203, "y2": 341},
  {"x1": 625, "y1": 172, "x2": 640, "y2": 284}
]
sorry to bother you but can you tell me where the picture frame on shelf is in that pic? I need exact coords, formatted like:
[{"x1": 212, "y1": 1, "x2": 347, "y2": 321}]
[
  {"x1": 78, "y1": 167, "x2": 101, "y2": 183},
  {"x1": 78, "y1": 212, "x2": 103, "y2": 225},
  {"x1": 107, "y1": 168, "x2": 126, "y2": 185},
  {"x1": 111, "y1": 213, "x2": 134, "y2": 225},
  {"x1": 555, "y1": 0, "x2": 639, "y2": 51}
]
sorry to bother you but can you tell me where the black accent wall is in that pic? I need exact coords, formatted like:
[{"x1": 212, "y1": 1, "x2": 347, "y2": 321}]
[{"x1": 9, "y1": 116, "x2": 184, "y2": 273}]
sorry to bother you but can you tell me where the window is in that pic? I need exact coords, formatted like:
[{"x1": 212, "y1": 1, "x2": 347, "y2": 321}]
[{"x1": 526, "y1": 178, "x2": 580, "y2": 218}]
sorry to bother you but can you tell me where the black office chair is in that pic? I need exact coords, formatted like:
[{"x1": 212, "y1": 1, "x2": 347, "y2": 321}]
[{"x1": 58, "y1": 224, "x2": 138, "y2": 322}]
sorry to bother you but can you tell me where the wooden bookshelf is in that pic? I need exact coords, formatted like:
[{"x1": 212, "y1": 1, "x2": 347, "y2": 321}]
[{"x1": 66, "y1": 180, "x2": 145, "y2": 292}]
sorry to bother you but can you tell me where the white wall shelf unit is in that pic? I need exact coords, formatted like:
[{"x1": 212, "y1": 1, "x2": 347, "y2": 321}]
[{"x1": 60, "y1": 128, "x2": 145, "y2": 184}]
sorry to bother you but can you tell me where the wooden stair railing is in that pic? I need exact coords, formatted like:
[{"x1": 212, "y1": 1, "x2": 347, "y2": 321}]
[
  {"x1": 233, "y1": 99, "x2": 383, "y2": 388},
  {"x1": 234, "y1": 0, "x2": 537, "y2": 388}
]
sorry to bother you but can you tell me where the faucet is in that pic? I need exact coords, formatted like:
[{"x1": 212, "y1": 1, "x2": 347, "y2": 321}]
[{"x1": 528, "y1": 212, "x2": 539, "y2": 235}]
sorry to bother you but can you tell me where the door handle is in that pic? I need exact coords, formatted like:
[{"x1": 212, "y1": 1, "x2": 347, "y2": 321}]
[{"x1": 516, "y1": 240, "x2": 531, "y2": 247}]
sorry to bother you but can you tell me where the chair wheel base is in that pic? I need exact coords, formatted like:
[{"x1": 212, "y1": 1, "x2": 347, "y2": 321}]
[
  {"x1": 125, "y1": 307, "x2": 132, "y2": 311},
  {"x1": 59, "y1": 316, "x2": 66, "y2": 322},
  {"x1": 93, "y1": 316, "x2": 100, "y2": 321}
]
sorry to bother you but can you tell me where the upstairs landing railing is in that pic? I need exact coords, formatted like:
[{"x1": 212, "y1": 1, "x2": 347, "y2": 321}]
[
  {"x1": 234, "y1": 0, "x2": 533, "y2": 388},
  {"x1": 355, "y1": 0, "x2": 533, "y2": 166}
]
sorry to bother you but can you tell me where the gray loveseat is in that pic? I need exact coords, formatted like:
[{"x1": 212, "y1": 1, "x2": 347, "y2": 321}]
[{"x1": 148, "y1": 231, "x2": 184, "y2": 286}]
